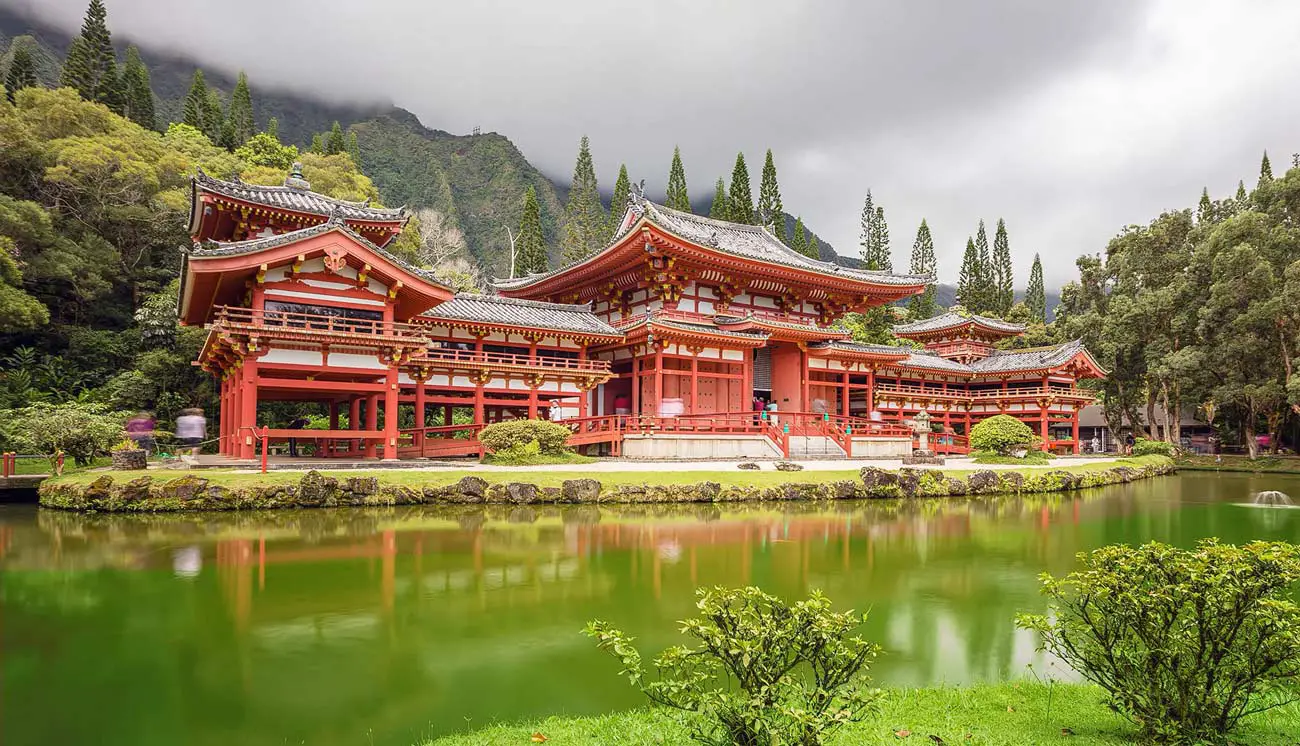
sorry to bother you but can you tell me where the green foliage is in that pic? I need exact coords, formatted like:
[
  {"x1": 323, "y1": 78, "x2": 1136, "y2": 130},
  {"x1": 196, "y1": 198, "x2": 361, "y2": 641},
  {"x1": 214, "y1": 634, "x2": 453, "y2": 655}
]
[
  {"x1": 665, "y1": 146, "x2": 691, "y2": 212},
  {"x1": 514, "y1": 186, "x2": 547, "y2": 275},
  {"x1": 4, "y1": 42, "x2": 38, "y2": 103},
  {"x1": 756, "y1": 148, "x2": 783, "y2": 239},
  {"x1": 1259, "y1": 150, "x2": 1274, "y2": 188},
  {"x1": 0, "y1": 401, "x2": 126, "y2": 465},
  {"x1": 1132, "y1": 437, "x2": 1175, "y2": 457},
  {"x1": 234, "y1": 131, "x2": 298, "y2": 170},
  {"x1": 560, "y1": 135, "x2": 606, "y2": 264},
  {"x1": 709, "y1": 177, "x2": 728, "y2": 220},
  {"x1": 325, "y1": 120, "x2": 345, "y2": 155},
  {"x1": 970, "y1": 449, "x2": 1052, "y2": 465},
  {"x1": 119, "y1": 46, "x2": 154, "y2": 130},
  {"x1": 957, "y1": 236, "x2": 980, "y2": 309},
  {"x1": 969, "y1": 414, "x2": 1037, "y2": 455},
  {"x1": 484, "y1": 440, "x2": 594, "y2": 465},
  {"x1": 309, "y1": 133, "x2": 323, "y2": 154},
  {"x1": 1025, "y1": 253, "x2": 1046, "y2": 323},
  {"x1": 227, "y1": 72, "x2": 255, "y2": 146},
  {"x1": 0, "y1": 236, "x2": 48, "y2": 330},
  {"x1": 907, "y1": 218, "x2": 938, "y2": 319},
  {"x1": 726, "y1": 152, "x2": 753, "y2": 224},
  {"x1": 586, "y1": 586, "x2": 882, "y2": 746},
  {"x1": 992, "y1": 218, "x2": 1013, "y2": 315},
  {"x1": 202, "y1": 85, "x2": 224, "y2": 144},
  {"x1": 972, "y1": 219, "x2": 994, "y2": 313},
  {"x1": 181, "y1": 69, "x2": 205, "y2": 130},
  {"x1": 839, "y1": 308, "x2": 913, "y2": 347},
  {"x1": 609, "y1": 163, "x2": 630, "y2": 236},
  {"x1": 1017, "y1": 540, "x2": 1300, "y2": 744},
  {"x1": 791, "y1": 215, "x2": 807, "y2": 256},
  {"x1": 59, "y1": 0, "x2": 119, "y2": 111},
  {"x1": 478, "y1": 419, "x2": 571, "y2": 455}
]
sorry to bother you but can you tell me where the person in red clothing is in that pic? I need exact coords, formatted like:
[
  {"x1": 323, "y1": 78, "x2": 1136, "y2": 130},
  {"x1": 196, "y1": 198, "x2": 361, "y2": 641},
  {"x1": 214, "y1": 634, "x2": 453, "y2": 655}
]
[
  {"x1": 613, "y1": 394, "x2": 631, "y2": 415},
  {"x1": 125, "y1": 411, "x2": 157, "y2": 455}
]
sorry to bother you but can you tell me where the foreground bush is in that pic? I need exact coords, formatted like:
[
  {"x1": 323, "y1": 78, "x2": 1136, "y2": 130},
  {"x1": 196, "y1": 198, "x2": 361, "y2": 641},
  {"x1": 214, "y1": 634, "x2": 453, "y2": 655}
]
[
  {"x1": 969, "y1": 414, "x2": 1037, "y2": 455},
  {"x1": 0, "y1": 402, "x2": 127, "y2": 470},
  {"x1": 586, "y1": 586, "x2": 881, "y2": 746},
  {"x1": 478, "y1": 419, "x2": 571, "y2": 455},
  {"x1": 1017, "y1": 540, "x2": 1300, "y2": 744},
  {"x1": 1132, "y1": 437, "x2": 1176, "y2": 457}
]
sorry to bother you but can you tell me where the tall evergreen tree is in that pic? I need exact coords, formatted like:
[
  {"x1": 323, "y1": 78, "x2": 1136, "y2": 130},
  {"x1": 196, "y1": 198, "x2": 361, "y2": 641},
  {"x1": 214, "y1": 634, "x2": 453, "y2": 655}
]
[
  {"x1": 791, "y1": 216, "x2": 807, "y2": 255},
  {"x1": 802, "y1": 224, "x2": 818, "y2": 259},
  {"x1": 218, "y1": 118, "x2": 237, "y2": 151},
  {"x1": 1259, "y1": 151, "x2": 1274, "y2": 189},
  {"x1": 119, "y1": 46, "x2": 154, "y2": 130},
  {"x1": 1026, "y1": 252, "x2": 1046, "y2": 323},
  {"x1": 866, "y1": 206, "x2": 891, "y2": 270},
  {"x1": 60, "y1": 0, "x2": 119, "y2": 109},
  {"x1": 609, "y1": 164, "x2": 630, "y2": 235},
  {"x1": 858, "y1": 191, "x2": 875, "y2": 261},
  {"x1": 709, "y1": 178, "x2": 729, "y2": 220},
  {"x1": 266, "y1": 117, "x2": 279, "y2": 141},
  {"x1": 309, "y1": 134, "x2": 324, "y2": 155},
  {"x1": 1197, "y1": 187, "x2": 1213, "y2": 224},
  {"x1": 973, "y1": 219, "x2": 992, "y2": 312},
  {"x1": 907, "y1": 219, "x2": 938, "y2": 319},
  {"x1": 726, "y1": 153, "x2": 753, "y2": 224},
  {"x1": 665, "y1": 146, "x2": 691, "y2": 212},
  {"x1": 202, "y1": 87, "x2": 224, "y2": 143},
  {"x1": 560, "y1": 135, "x2": 606, "y2": 264},
  {"x1": 227, "y1": 72, "x2": 255, "y2": 145},
  {"x1": 515, "y1": 186, "x2": 547, "y2": 276},
  {"x1": 992, "y1": 218, "x2": 1013, "y2": 315},
  {"x1": 1235, "y1": 180, "x2": 1248, "y2": 202},
  {"x1": 182, "y1": 69, "x2": 206, "y2": 131},
  {"x1": 325, "y1": 121, "x2": 346, "y2": 155},
  {"x1": 957, "y1": 237, "x2": 980, "y2": 309},
  {"x1": 346, "y1": 131, "x2": 360, "y2": 165},
  {"x1": 4, "y1": 43, "x2": 38, "y2": 102},
  {"x1": 756, "y1": 148, "x2": 785, "y2": 241}
]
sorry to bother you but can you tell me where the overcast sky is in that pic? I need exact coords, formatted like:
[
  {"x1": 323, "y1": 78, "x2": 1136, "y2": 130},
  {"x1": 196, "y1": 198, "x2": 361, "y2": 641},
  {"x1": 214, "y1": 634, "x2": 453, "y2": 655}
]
[{"x1": 14, "y1": 0, "x2": 1300, "y2": 287}]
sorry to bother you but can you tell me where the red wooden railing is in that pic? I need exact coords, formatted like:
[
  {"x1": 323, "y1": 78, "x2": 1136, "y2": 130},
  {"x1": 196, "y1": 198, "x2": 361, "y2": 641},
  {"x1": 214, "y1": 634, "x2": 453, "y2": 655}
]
[
  {"x1": 413, "y1": 348, "x2": 610, "y2": 373},
  {"x1": 211, "y1": 305, "x2": 428, "y2": 342},
  {"x1": 397, "y1": 423, "x2": 486, "y2": 459},
  {"x1": 930, "y1": 433, "x2": 969, "y2": 455},
  {"x1": 873, "y1": 382, "x2": 1091, "y2": 400}
]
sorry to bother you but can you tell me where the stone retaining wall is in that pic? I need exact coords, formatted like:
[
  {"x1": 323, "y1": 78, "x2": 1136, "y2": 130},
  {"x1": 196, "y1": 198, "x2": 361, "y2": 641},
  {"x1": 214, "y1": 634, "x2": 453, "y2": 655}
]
[{"x1": 38, "y1": 460, "x2": 1176, "y2": 513}]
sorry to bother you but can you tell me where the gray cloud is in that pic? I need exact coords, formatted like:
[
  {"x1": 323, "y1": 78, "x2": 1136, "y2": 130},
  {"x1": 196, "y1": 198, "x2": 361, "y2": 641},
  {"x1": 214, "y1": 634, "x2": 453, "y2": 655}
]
[{"x1": 13, "y1": 0, "x2": 1300, "y2": 289}]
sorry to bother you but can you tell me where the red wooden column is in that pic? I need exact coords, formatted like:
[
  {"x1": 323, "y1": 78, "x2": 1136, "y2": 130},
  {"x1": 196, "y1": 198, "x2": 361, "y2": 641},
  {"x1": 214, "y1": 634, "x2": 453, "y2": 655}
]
[
  {"x1": 577, "y1": 347, "x2": 590, "y2": 419},
  {"x1": 365, "y1": 393, "x2": 379, "y2": 458},
  {"x1": 800, "y1": 346, "x2": 810, "y2": 416},
  {"x1": 473, "y1": 379, "x2": 485, "y2": 425},
  {"x1": 238, "y1": 357, "x2": 258, "y2": 459},
  {"x1": 653, "y1": 347, "x2": 664, "y2": 417},
  {"x1": 527, "y1": 382, "x2": 539, "y2": 419},
  {"x1": 443, "y1": 404, "x2": 452, "y2": 426},
  {"x1": 631, "y1": 355, "x2": 641, "y2": 415},
  {"x1": 1040, "y1": 374, "x2": 1050, "y2": 452},
  {"x1": 383, "y1": 367, "x2": 399, "y2": 461},
  {"x1": 328, "y1": 400, "x2": 339, "y2": 457},
  {"x1": 412, "y1": 378, "x2": 426, "y2": 448},
  {"x1": 689, "y1": 355, "x2": 699, "y2": 415},
  {"x1": 866, "y1": 366, "x2": 876, "y2": 416},
  {"x1": 841, "y1": 369, "x2": 850, "y2": 417},
  {"x1": 1071, "y1": 406, "x2": 1081, "y2": 454}
]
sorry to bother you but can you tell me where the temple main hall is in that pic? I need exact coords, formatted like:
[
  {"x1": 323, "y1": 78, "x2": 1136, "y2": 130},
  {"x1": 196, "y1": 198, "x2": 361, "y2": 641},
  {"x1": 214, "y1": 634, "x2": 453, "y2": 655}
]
[{"x1": 179, "y1": 167, "x2": 1103, "y2": 461}]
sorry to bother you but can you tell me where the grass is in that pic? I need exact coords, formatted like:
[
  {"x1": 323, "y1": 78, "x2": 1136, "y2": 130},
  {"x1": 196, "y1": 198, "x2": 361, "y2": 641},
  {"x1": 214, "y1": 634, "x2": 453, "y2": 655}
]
[
  {"x1": 6, "y1": 456, "x2": 110, "y2": 476},
  {"x1": 423, "y1": 681, "x2": 1300, "y2": 745},
  {"x1": 970, "y1": 450, "x2": 1054, "y2": 466},
  {"x1": 1176, "y1": 454, "x2": 1300, "y2": 474},
  {"x1": 42, "y1": 455, "x2": 1171, "y2": 491}
]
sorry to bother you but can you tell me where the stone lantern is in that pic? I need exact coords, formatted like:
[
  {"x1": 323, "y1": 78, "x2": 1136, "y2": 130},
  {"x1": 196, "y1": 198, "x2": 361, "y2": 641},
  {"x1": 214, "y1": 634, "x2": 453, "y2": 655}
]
[{"x1": 903, "y1": 409, "x2": 944, "y2": 465}]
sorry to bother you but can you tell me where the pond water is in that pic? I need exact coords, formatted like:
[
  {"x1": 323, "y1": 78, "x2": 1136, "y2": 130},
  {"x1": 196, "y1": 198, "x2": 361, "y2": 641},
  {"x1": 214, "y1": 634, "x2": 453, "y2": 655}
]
[{"x1": 3, "y1": 472, "x2": 1300, "y2": 746}]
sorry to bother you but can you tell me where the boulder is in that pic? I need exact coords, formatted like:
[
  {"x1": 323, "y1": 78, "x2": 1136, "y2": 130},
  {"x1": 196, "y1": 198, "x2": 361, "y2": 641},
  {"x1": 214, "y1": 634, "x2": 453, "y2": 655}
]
[
  {"x1": 774, "y1": 461, "x2": 804, "y2": 471},
  {"x1": 737, "y1": 462, "x2": 761, "y2": 470},
  {"x1": 163, "y1": 475, "x2": 210, "y2": 502},
  {"x1": 896, "y1": 468, "x2": 924, "y2": 498},
  {"x1": 859, "y1": 467, "x2": 902, "y2": 499},
  {"x1": 999, "y1": 471, "x2": 1025, "y2": 493},
  {"x1": 120, "y1": 476, "x2": 154, "y2": 503},
  {"x1": 84, "y1": 475, "x2": 115, "y2": 502},
  {"x1": 297, "y1": 471, "x2": 338, "y2": 506},
  {"x1": 832, "y1": 480, "x2": 860, "y2": 499},
  {"x1": 541, "y1": 486, "x2": 562, "y2": 502},
  {"x1": 967, "y1": 470, "x2": 1002, "y2": 495},
  {"x1": 505, "y1": 482, "x2": 538, "y2": 504},
  {"x1": 344, "y1": 476, "x2": 379, "y2": 496},
  {"x1": 694, "y1": 481, "x2": 722, "y2": 501},
  {"x1": 561, "y1": 478, "x2": 601, "y2": 502},
  {"x1": 945, "y1": 478, "x2": 968, "y2": 496},
  {"x1": 457, "y1": 475, "x2": 488, "y2": 500}
]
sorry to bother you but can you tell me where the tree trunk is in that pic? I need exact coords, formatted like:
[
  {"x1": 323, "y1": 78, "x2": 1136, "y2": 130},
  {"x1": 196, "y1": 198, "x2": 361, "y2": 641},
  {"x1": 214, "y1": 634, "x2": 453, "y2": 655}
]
[
  {"x1": 1145, "y1": 389, "x2": 1158, "y2": 440},
  {"x1": 1244, "y1": 401, "x2": 1259, "y2": 459},
  {"x1": 1160, "y1": 382, "x2": 1175, "y2": 444},
  {"x1": 1170, "y1": 383, "x2": 1183, "y2": 446}
]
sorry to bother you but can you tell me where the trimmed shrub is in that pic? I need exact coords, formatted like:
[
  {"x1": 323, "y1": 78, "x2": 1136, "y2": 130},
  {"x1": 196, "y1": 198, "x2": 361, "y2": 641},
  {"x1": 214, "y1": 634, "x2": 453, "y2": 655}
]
[
  {"x1": 1017, "y1": 540, "x2": 1300, "y2": 744},
  {"x1": 1132, "y1": 437, "x2": 1175, "y2": 457},
  {"x1": 969, "y1": 414, "x2": 1037, "y2": 455},
  {"x1": 587, "y1": 586, "x2": 882, "y2": 746},
  {"x1": 478, "y1": 419, "x2": 571, "y2": 455}
]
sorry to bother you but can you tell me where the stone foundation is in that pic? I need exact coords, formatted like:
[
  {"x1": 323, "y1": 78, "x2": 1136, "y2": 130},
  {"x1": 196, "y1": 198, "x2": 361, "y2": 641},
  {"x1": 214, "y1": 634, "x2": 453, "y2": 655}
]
[{"x1": 38, "y1": 459, "x2": 1177, "y2": 513}]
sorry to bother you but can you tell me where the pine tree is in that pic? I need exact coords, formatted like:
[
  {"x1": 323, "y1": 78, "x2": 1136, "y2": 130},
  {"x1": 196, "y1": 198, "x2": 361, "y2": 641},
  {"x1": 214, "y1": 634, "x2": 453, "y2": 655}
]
[
  {"x1": 726, "y1": 153, "x2": 753, "y2": 224},
  {"x1": 973, "y1": 219, "x2": 992, "y2": 313},
  {"x1": 804, "y1": 227, "x2": 820, "y2": 259},
  {"x1": 4, "y1": 43, "x2": 37, "y2": 102},
  {"x1": 1197, "y1": 187, "x2": 1214, "y2": 224},
  {"x1": 202, "y1": 87, "x2": 224, "y2": 143},
  {"x1": 1026, "y1": 253, "x2": 1046, "y2": 323},
  {"x1": 346, "y1": 131, "x2": 360, "y2": 165},
  {"x1": 326, "y1": 121, "x2": 346, "y2": 155},
  {"x1": 756, "y1": 149, "x2": 785, "y2": 241},
  {"x1": 1235, "y1": 180, "x2": 1248, "y2": 202},
  {"x1": 227, "y1": 72, "x2": 255, "y2": 145},
  {"x1": 559, "y1": 135, "x2": 606, "y2": 264},
  {"x1": 709, "y1": 178, "x2": 729, "y2": 219},
  {"x1": 515, "y1": 186, "x2": 547, "y2": 276},
  {"x1": 60, "y1": 37, "x2": 93, "y2": 98},
  {"x1": 609, "y1": 164, "x2": 630, "y2": 236},
  {"x1": 266, "y1": 117, "x2": 279, "y2": 141},
  {"x1": 791, "y1": 216, "x2": 807, "y2": 255},
  {"x1": 858, "y1": 191, "x2": 875, "y2": 263},
  {"x1": 182, "y1": 69, "x2": 206, "y2": 131},
  {"x1": 907, "y1": 219, "x2": 937, "y2": 319},
  {"x1": 60, "y1": 0, "x2": 118, "y2": 108},
  {"x1": 310, "y1": 134, "x2": 324, "y2": 155},
  {"x1": 218, "y1": 118, "x2": 237, "y2": 151},
  {"x1": 866, "y1": 206, "x2": 892, "y2": 271},
  {"x1": 101, "y1": 60, "x2": 126, "y2": 115},
  {"x1": 665, "y1": 146, "x2": 691, "y2": 212},
  {"x1": 1259, "y1": 151, "x2": 1274, "y2": 189},
  {"x1": 957, "y1": 237, "x2": 980, "y2": 309},
  {"x1": 119, "y1": 46, "x2": 154, "y2": 129},
  {"x1": 992, "y1": 218, "x2": 1013, "y2": 315}
]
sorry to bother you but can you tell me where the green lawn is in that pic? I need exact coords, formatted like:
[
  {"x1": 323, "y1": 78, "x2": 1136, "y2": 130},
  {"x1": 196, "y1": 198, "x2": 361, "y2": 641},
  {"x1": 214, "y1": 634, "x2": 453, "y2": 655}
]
[
  {"x1": 43, "y1": 455, "x2": 1169, "y2": 491},
  {"x1": 1177, "y1": 454, "x2": 1300, "y2": 474},
  {"x1": 424, "y1": 681, "x2": 1300, "y2": 746}
]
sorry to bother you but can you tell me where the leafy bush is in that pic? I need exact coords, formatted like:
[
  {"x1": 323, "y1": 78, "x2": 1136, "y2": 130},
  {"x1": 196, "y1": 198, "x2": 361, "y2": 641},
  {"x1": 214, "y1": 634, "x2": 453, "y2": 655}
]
[
  {"x1": 0, "y1": 402, "x2": 127, "y2": 467},
  {"x1": 1132, "y1": 437, "x2": 1175, "y2": 457},
  {"x1": 970, "y1": 449, "x2": 1052, "y2": 465},
  {"x1": 969, "y1": 414, "x2": 1037, "y2": 455},
  {"x1": 1016, "y1": 540, "x2": 1300, "y2": 744},
  {"x1": 586, "y1": 586, "x2": 882, "y2": 746},
  {"x1": 478, "y1": 419, "x2": 571, "y2": 455}
]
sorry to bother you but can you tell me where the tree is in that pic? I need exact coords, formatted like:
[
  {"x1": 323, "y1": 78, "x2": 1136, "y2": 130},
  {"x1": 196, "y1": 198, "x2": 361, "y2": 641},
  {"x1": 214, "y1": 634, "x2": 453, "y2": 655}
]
[
  {"x1": 992, "y1": 218, "x2": 1013, "y2": 315},
  {"x1": 756, "y1": 148, "x2": 784, "y2": 240},
  {"x1": 118, "y1": 46, "x2": 154, "y2": 130},
  {"x1": 665, "y1": 146, "x2": 691, "y2": 212},
  {"x1": 266, "y1": 117, "x2": 279, "y2": 141},
  {"x1": 182, "y1": 69, "x2": 206, "y2": 131},
  {"x1": 957, "y1": 236, "x2": 980, "y2": 309},
  {"x1": 559, "y1": 135, "x2": 605, "y2": 264},
  {"x1": 514, "y1": 186, "x2": 547, "y2": 276},
  {"x1": 791, "y1": 216, "x2": 807, "y2": 256},
  {"x1": 201, "y1": 87, "x2": 224, "y2": 143},
  {"x1": 1259, "y1": 151, "x2": 1274, "y2": 188},
  {"x1": 907, "y1": 219, "x2": 937, "y2": 319},
  {"x1": 972, "y1": 219, "x2": 992, "y2": 312},
  {"x1": 1197, "y1": 187, "x2": 1214, "y2": 224},
  {"x1": 709, "y1": 177, "x2": 728, "y2": 220},
  {"x1": 865, "y1": 206, "x2": 891, "y2": 270},
  {"x1": 59, "y1": 0, "x2": 119, "y2": 110},
  {"x1": 858, "y1": 191, "x2": 875, "y2": 261},
  {"x1": 803, "y1": 225, "x2": 820, "y2": 259},
  {"x1": 233, "y1": 132, "x2": 298, "y2": 170},
  {"x1": 411, "y1": 208, "x2": 467, "y2": 267},
  {"x1": 309, "y1": 133, "x2": 324, "y2": 155},
  {"x1": 227, "y1": 72, "x2": 255, "y2": 146},
  {"x1": 325, "y1": 121, "x2": 345, "y2": 155},
  {"x1": 346, "y1": 131, "x2": 360, "y2": 165},
  {"x1": 4, "y1": 44, "x2": 38, "y2": 103},
  {"x1": 609, "y1": 163, "x2": 630, "y2": 235},
  {"x1": 1235, "y1": 180, "x2": 1248, "y2": 202},
  {"x1": 1026, "y1": 253, "x2": 1046, "y2": 323},
  {"x1": 726, "y1": 152, "x2": 753, "y2": 224}
]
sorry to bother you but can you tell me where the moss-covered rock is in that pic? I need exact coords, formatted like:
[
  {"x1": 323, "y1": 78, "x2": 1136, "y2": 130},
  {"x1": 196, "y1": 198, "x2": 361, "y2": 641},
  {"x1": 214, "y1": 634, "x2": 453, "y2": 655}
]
[
  {"x1": 860, "y1": 467, "x2": 902, "y2": 499},
  {"x1": 967, "y1": 470, "x2": 1001, "y2": 495},
  {"x1": 561, "y1": 478, "x2": 601, "y2": 502}
]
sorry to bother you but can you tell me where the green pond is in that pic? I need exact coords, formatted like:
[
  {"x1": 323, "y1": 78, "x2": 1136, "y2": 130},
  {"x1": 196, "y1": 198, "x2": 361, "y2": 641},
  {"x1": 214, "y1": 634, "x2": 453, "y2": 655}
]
[{"x1": 3, "y1": 472, "x2": 1300, "y2": 746}]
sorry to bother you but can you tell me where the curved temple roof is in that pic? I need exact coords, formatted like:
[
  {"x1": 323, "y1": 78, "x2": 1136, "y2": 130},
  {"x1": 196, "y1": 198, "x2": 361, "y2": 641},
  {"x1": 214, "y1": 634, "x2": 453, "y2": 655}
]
[
  {"x1": 811, "y1": 338, "x2": 1102, "y2": 377},
  {"x1": 190, "y1": 168, "x2": 407, "y2": 226},
  {"x1": 893, "y1": 310, "x2": 1026, "y2": 337},
  {"x1": 420, "y1": 293, "x2": 622, "y2": 337}
]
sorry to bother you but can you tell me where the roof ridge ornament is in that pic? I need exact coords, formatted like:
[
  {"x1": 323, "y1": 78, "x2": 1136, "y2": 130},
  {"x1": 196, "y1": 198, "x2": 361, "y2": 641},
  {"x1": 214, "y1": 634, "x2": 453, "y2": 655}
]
[
  {"x1": 284, "y1": 162, "x2": 311, "y2": 191},
  {"x1": 627, "y1": 179, "x2": 648, "y2": 218},
  {"x1": 327, "y1": 204, "x2": 347, "y2": 225}
]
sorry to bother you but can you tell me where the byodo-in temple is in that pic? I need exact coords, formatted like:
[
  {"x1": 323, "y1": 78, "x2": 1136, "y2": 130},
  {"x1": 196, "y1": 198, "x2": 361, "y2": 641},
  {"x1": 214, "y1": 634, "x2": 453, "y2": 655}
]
[{"x1": 179, "y1": 167, "x2": 1104, "y2": 462}]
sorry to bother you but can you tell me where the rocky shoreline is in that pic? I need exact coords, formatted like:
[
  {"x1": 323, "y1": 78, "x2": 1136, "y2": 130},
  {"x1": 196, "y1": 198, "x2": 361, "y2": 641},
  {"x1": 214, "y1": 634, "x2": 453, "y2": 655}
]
[{"x1": 38, "y1": 459, "x2": 1176, "y2": 513}]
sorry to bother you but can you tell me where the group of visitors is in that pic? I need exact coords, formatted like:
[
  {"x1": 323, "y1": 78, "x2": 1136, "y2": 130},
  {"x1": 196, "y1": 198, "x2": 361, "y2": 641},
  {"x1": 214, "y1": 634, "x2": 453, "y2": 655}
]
[{"x1": 124, "y1": 409, "x2": 208, "y2": 457}]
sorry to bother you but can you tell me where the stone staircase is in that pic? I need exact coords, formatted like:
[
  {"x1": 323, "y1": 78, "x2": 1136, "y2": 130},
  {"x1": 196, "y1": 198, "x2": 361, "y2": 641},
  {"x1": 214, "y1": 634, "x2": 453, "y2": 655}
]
[{"x1": 785, "y1": 435, "x2": 848, "y2": 459}]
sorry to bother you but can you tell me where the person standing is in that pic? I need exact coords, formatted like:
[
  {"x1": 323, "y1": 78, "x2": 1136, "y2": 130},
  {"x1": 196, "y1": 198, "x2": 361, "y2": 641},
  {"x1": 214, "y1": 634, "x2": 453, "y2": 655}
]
[
  {"x1": 176, "y1": 409, "x2": 207, "y2": 457},
  {"x1": 548, "y1": 400, "x2": 563, "y2": 422},
  {"x1": 286, "y1": 416, "x2": 309, "y2": 457},
  {"x1": 125, "y1": 411, "x2": 157, "y2": 455}
]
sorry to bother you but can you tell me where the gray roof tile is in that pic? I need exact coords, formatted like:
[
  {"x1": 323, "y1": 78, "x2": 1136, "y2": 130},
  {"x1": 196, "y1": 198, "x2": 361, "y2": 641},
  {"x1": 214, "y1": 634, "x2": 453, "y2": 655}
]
[
  {"x1": 894, "y1": 311, "x2": 1025, "y2": 335},
  {"x1": 421, "y1": 294, "x2": 621, "y2": 336},
  {"x1": 194, "y1": 169, "x2": 405, "y2": 222},
  {"x1": 968, "y1": 339, "x2": 1089, "y2": 374}
]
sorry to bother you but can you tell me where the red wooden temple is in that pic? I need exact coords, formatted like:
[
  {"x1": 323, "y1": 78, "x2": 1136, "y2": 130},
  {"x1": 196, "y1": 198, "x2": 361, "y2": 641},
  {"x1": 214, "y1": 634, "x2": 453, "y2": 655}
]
[{"x1": 179, "y1": 168, "x2": 1102, "y2": 461}]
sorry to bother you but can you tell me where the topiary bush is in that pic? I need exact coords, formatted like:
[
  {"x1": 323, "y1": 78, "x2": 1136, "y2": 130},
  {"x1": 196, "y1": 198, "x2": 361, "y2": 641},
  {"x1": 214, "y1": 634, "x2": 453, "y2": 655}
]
[
  {"x1": 1016, "y1": 540, "x2": 1300, "y2": 744},
  {"x1": 586, "y1": 586, "x2": 882, "y2": 746},
  {"x1": 478, "y1": 419, "x2": 571, "y2": 455},
  {"x1": 969, "y1": 414, "x2": 1037, "y2": 455},
  {"x1": 1132, "y1": 437, "x2": 1176, "y2": 457}
]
